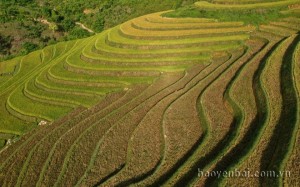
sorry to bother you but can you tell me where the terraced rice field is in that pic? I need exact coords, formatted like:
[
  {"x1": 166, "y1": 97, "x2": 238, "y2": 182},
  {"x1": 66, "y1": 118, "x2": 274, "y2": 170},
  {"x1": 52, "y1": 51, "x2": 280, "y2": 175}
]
[
  {"x1": 0, "y1": 0, "x2": 299, "y2": 186},
  {"x1": 195, "y1": 0, "x2": 299, "y2": 9}
]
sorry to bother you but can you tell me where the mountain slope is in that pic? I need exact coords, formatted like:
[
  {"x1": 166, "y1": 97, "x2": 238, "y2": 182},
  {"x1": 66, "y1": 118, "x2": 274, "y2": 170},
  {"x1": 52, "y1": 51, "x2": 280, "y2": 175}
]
[{"x1": 0, "y1": 1, "x2": 300, "y2": 186}]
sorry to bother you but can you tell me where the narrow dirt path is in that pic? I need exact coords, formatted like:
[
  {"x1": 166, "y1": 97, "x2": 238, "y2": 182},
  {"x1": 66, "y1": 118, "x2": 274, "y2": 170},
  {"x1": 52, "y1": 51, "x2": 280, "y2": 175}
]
[
  {"x1": 34, "y1": 18, "x2": 52, "y2": 26},
  {"x1": 75, "y1": 22, "x2": 95, "y2": 33},
  {"x1": 35, "y1": 18, "x2": 95, "y2": 34}
]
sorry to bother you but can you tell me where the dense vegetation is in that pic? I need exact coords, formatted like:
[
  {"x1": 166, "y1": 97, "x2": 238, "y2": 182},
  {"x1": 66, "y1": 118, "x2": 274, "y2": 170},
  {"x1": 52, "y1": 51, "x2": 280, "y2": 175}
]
[{"x1": 0, "y1": 0, "x2": 299, "y2": 186}]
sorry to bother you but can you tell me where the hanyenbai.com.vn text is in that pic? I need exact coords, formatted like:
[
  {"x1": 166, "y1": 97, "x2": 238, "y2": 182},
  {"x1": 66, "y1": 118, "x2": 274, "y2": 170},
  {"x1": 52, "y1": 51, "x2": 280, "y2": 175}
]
[{"x1": 198, "y1": 169, "x2": 291, "y2": 178}]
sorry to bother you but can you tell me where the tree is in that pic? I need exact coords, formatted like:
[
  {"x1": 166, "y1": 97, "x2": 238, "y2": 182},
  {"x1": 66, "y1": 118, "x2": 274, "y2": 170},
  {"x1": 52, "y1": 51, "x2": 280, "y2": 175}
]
[
  {"x1": 0, "y1": 34, "x2": 12, "y2": 55},
  {"x1": 93, "y1": 15, "x2": 105, "y2": 32},
  {"x1": 41, "y1": 7, "x2": 52, "y2": 18},
  {"x1": 61, "y1": 19, "x2": 75, "y2": 32},
  {"x1": 21, "y1": 42, "x2": 38, "y2": 55},
  {"x1": 68, "y1": 27, "x2": 91, "y2": 40},
  {"x1": 26, "y1": 24, "x2": 44, "y2": 38}
]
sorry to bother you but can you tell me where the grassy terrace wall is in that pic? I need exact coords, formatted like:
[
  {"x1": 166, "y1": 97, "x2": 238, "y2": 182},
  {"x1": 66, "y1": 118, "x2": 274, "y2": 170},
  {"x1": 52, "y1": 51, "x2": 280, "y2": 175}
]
[{"x1": 0, "y1": 0, "x2": 300, "y2": 186}]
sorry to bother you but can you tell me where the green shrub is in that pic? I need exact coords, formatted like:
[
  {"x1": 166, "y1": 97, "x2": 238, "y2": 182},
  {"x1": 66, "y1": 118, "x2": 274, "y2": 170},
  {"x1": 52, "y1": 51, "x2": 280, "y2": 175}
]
[
  {"x1": 0, "y1": 34, "x2": 12, "y2": 55},
  {"x1": 92, "y1": 15, "x2": 105, "y2": 32},
  {"x1": 0, "y1": 139, "x2": 5, "y2": 148},
  {"x1": 21, "y1": 42, "x2": 38, "y2": 55},
  {"x1": 61, "y1": 19, "x2": 75, "y2": 32},
  {"x1": 68, "y1": 27, "x2": 91, "y2": 40}
]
